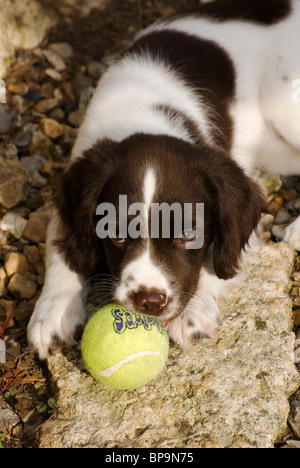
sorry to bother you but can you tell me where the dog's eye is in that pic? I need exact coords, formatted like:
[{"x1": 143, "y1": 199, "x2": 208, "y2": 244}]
[
  {"x1": 181, "y1": 230, "x2": 196, "y2": 242},
  {"x1": 108, "y1": 231, "x2": 127, "y2": 247},
  {"x1": 174, "y1": 230, "x2": 197, "y2": 249}
]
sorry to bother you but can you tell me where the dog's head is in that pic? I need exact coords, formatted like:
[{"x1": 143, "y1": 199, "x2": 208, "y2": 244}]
[{"x1": 54, "y1": 133, "x2": 267, "y2": 323}]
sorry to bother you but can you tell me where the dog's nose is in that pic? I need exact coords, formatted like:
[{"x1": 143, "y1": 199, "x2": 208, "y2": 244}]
[{"x1": 134, "y1": 289, "x2": 168, "y2": 316}]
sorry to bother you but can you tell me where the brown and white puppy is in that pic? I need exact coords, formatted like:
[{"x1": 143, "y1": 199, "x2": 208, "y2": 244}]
[{"x1": 28, "y1": 0, "x2": 300, "y2": 359}]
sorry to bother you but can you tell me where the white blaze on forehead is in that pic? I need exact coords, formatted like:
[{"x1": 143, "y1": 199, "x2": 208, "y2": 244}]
[
  {"x1": 142, "y1": 167, "x2": 156, "y2": 240},
  {"x1": 114, "y1": 166, "x2": 175, "y2": 317},
  {"x1": 143, "y1": 167, "x2": 156, "y2": 210}
]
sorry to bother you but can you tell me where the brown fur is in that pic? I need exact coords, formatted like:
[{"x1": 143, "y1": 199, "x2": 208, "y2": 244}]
[
  {"x1": 54, "y1": 134, "x2": 268, "y2": 292},
  {"x1": 126, "y1": 31, "x2": 235, "y2": 151},
  {"x1": 167, "y1": 0, "x2": 292, "y2": 25}
]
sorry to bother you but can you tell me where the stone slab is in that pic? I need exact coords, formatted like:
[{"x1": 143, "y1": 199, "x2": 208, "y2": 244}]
[{"x1": 40, "y1": 242, "x2": 300, "y2": 448}]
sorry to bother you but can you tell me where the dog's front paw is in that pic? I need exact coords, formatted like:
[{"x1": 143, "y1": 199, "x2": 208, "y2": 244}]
[
  {"x1": 167, "y1": 298, "x2": 222, "y2": 349},
  {"x1": 27, "y1": 292, "x2": 87, "y2": 359}
]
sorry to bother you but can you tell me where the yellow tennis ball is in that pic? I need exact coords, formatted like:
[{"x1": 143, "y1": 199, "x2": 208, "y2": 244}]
[{"x1": 81, "y1": 303, "x2": 169, "y2": 390}]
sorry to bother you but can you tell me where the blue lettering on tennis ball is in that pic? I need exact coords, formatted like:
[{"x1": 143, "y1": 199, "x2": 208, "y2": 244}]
[{"x1": 111, "y1": 306, "x2": 166, "y2": 335}]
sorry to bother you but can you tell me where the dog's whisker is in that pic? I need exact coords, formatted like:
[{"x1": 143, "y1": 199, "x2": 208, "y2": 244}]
[{"x1": 82, "y1": 274, "x2": 120, "y2": 312}]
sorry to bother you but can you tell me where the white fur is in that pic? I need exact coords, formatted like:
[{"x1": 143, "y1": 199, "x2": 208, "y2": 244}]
[
  {"x1": 27, "y1": 215, "x2": 86, "y2": 359},
  {"x1": 71, "y1": 55, "x2": 212, "y2": 159},
  {"x1": 143, "y1": 167, "x2": 156, "y2": 212},
  {"x1": 114, "y1": 249, "x2": 172, "y2": 313},
  {"x1": 28, "y1": 2, "x2": 300, "y2": 358},
  {"x1": 145, "y1": 1, "x2": 300, "y2": 174}
]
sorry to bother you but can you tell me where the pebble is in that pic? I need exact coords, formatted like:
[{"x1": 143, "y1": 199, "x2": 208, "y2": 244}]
[
  {"x1": 78, "y1": 88, "x2": 93, "y2": 111},
  {"x1": 60, "y1": 81, "x2": 75, "y2": 100},
  {"x1": 260, "y1": 231, "x2": 271, "y2": 242},
  {"x1": 281, "y1": 188, "x2": 298, "y2": 201},
  {"x1": 0, "y1": 212, "x2": 28, "y2": 239},
  {"x1": 20, "y1": 154, "x2": 46, "y2": 174},
  {"x1": 4, "y1": 142, "x2": 18, "y2": 160},
  {"x1": 58, "y1": 124, "x2": 77, "y2": 150},
  {"x1": 72, "y1": 73, "x2": 93, "y2": 99},
  {"x1": 31, "y1": 171, "x2": 48, "y2": 189},
  {"x1": 271, "y1": 224, "x2": 287, "y2": 241},
  {"x1": 294, "y1": 310, "x2": 300, "y2": 327},
  {"x1": 5, "y1": 252, "x2": 28, "y2": 277},
  {"x1": 261, "y1": 213, "x2": 275, "y2": 225},
  {"x1": 23, "y1": 245, "x2": 41, "y2": 267},
  {"x1": 284, "y1": 440, "x2": 300, "y2": 448},
  {"x1": 48, "y1": 42, "x2": 74, "y2": 61},
  {"x1": 29, "y1": 128, "x2": 53, "y2": 157},
  {"x1": 0, "y1": 79, "x2": 6, "y2": 103},
  {"x1": 45, "y1": 68, "x2": 62, "y2": 82},
  {"x1": 41, "y1": 82, "x2": 54, "y2": 99},
  {"x1": 259, "y1": 174, "x2": 282, "y2": 196},
  {"x1": 22, "y1": 212, "x2": 50, "y2": 243},
  {"x1": 67, "y1": 109, "x2": 83, "y2": 127},
  {"x1": 274, "y1": 207, "x2": 292, "y2": 225},
  {"x1": 10, "y1": 94, "x2": 29, "y2": 114},
  {"x1": 0, "y1": 266, "x2": 8, "y2": 297},
  {"x1": 7, "y1": 82, "x2": 29, "y2": 96},
  {"x1": 285, "y1": 197, "x2": 300, "y2": 213},
  {"x1": 34, "y1": 97, "x2": 59, "y2": 114},
  {"x1": 268, "y1": 195, "x2": 284, "y2": 214},
  {"x1": 27, "y1": 89, "x2": 42, "y2": 103},
  {"x1": 13, "y1": 129, "x2": 32, "y2": 148},
  {"x1": 43, "y1": 49, "x2": 66, "y2": 72},
  {"x1": 281, "y1": 175, "x2": 300, "y2": 191},
  {"x1": 288, "y1": 401, "x2": 300, "y2": 439},
  {"x1": 7, "y1": 272, "x2": 37, "y2": 299},
  {"x1": 0, "y1": 409, "x2": 21, "y2": 433},
  {"x1": 87, "y1": 60, "x2": 105, "y2": 79},
  {"x1": 0, "y1": 267, "x2": 7, "y2": 281},
  {"x1": 0, "y1": 108, "x2": 13, "y2": 134},
  {"x1": 0, "y1": 230, "x2": 7, "y2": 245},
  {"x1": 293, "y1": 271, "x2": 300, "y2": 282},
  {"x1": 49, "y1": 107, "x2": 65, "y2": 121},
  {"x1": 40, "y1": 117, "x2": 63, "y2": 139},
  {"x1": 14, "y1": 301, "x2": 36, "y2": 328},
  {"x1": 0, "y1": 158, "x2": 31, "y2": 209}
]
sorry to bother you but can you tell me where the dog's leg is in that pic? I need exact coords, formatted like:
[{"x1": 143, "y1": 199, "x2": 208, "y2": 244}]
[
  {"x1": 167, "y1": 268, "x2": 226, "y2": 349},
  {"x1": 27, "y1": 215, "x2": 87, "y2": 359}
]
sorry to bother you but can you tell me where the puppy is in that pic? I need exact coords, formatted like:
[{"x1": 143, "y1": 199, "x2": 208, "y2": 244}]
[{"x1": 28, "y1": 0, "x2": 300, "y2": 359}]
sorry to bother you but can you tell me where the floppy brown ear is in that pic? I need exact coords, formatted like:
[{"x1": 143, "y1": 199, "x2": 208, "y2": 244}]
[
  {"x1": 53, "y1": 139, "x2": 116, "y2": 276},
  {"x1": 208, "y1": 154, "x2": 268, "y2": 280}
]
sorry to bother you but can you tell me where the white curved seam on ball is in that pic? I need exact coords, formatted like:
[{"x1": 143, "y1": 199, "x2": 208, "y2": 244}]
[{"x1": 90, "y1": 350, "x2": 164, "y2": 377}]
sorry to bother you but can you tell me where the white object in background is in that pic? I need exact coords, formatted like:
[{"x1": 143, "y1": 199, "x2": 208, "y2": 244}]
[
  {"x1": 0, "y1": 79, "x2": 6, "y2": 103},
  {"x1": 0, "y1": 339, "x2": 6, "y2": 363}
]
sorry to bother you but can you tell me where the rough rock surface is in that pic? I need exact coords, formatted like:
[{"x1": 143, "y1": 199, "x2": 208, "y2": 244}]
[
  {"x1": 0, "y1": 0, "x2": 109, "y2": 77},
  {"x1": 41, "y1": 242, "x2": 300, "y2": 448}
]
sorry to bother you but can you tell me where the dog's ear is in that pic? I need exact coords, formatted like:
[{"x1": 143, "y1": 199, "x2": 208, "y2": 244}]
[
  {"x1": 206, "y1": 152, "x2": 268, "y2": 280},
  {"x1": 53, "y1": 139, "x2": 117, "y2": 275}
]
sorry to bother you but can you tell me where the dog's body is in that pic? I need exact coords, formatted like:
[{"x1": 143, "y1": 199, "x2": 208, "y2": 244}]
[{"x1": 28, "y1": 0, "x2": 300, "y2": 359}]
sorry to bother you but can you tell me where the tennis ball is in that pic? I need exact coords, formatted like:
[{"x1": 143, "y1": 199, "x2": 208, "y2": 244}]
[{"x1": 81, "y1": 303, "x2": 169, "y2": 390}]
